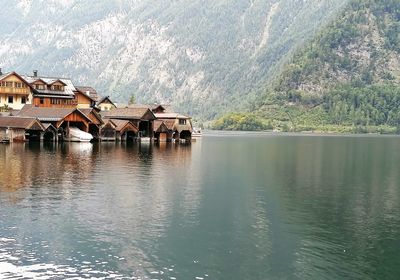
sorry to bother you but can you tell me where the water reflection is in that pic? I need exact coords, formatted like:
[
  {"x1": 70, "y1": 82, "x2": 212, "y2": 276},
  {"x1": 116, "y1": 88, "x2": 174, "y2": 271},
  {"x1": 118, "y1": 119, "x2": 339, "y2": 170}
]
[{"x1": 1, "y1": 135, "x2": 400, "y2": 279}]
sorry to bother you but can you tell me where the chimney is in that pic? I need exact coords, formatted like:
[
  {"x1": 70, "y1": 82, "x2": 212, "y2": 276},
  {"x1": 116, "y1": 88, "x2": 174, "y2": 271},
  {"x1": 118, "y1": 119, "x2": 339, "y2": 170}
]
[{"x1": 33, "y1": 70, "x2": 38, "y2": 77}]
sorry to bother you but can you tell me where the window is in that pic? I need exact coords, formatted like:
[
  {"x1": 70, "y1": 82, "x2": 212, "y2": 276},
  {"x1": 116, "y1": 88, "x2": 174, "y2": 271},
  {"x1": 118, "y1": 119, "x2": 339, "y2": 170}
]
[
  {"x1": 52, "y1": 85, "x2": 64, "y2": 91},
  {"x1": 5, "y1": 82, "x2": 12, "y2": 87},
  {"x1": 8, "y1": 96, "x2": 13, "y2": 103},
  {"x1": 40, "y1": 98, "x2": 44, "y2": 104},
  {"x1": 21, "y1": 97, "x2": 26, "y2": 104},
  {"x1": 0, "y1": 81, "x2": 6, "y2": 87},
  {"x1": 15, "y1": 82, "x2": 23, "y2": 88},
  {"x1": 35, "y1": 84, "x2": 45, "y2": 90},
  {"x1": 179, "y1": 119, "x2": 186, "y2": 125}
]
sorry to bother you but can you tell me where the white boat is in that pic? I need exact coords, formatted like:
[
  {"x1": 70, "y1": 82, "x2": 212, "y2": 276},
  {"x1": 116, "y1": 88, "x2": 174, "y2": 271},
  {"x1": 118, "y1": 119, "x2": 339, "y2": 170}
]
[
  {"x1": 69, "y1": 127, "x2": 93, "y2": 142},
  {"x1": 192, "y1": 127, "x2": 202, "y2": 138}
]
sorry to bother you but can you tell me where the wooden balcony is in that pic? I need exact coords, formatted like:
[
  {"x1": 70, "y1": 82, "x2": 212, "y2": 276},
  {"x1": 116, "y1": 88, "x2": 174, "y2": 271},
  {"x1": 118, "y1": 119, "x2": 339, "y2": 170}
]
[{"x1": 0, "y1": 87, "x2": 30, "y2": 95}]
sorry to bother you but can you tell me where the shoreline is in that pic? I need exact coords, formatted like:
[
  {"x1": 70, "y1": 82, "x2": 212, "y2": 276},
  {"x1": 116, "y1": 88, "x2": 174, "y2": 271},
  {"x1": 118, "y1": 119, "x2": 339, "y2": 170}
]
[{"x1": 204, "y1": 130, "x2": 400, "y2": 138}]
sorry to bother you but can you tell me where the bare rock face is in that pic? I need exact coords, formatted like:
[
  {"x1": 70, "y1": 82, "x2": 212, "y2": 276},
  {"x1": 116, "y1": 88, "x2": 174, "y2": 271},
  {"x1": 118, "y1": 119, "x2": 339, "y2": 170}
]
[{"x1": 0, "y1": 0, "x2": 347, "y2": 119}]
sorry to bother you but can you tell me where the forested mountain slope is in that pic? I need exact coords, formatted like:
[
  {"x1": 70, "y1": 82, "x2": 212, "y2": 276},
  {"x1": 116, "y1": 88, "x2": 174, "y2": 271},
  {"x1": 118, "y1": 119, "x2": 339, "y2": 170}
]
[
  {"x1": 0, "y1": 0, "x2": 347, "y2": 119},
  {"x1": 214, "y1": 0, "x2": 400, "y2": 132}
]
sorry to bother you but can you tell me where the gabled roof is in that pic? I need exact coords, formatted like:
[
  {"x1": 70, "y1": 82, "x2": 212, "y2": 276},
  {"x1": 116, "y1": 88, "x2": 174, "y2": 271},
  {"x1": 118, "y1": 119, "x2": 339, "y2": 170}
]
[
  {"x1": 79, "y1": 108, "x2": 104, "y2": 125},
  {"x1": 17, "y1": 105, "x2": 92, "y2": 123},
  {"x1": 0, "y1": 72, "x2": 36, "y2": 91},
  {"x1": 153, "y1": 120, "x2": 171, "y2": 133},
  {"x1": 76, "y1": 86, "x2": 99, "y2": 101},
  {"x1": 156, "y1": 119, "x2": 175, "y2": 130},
  {"x1": 0, "y1": 116, "x2": 45, "y2": 131},
  {"x1": 97, "y1": 96, "x2": 116, "y2": 107},
  {"x1": 74, "y1": 89, "x2": 98, "y2": 102},
  {"x1": 21, "y1": 74, "x2": 77, "y2": 96},
  {"x1": 48, "y1": 79, "x2": 67, "y2": 86},
  {"x1": 101, "y1": 107, "x2": 156, "y2": 121},
  {"x1": 109, "y1": 119, "x2": 139, "y2": 133}
]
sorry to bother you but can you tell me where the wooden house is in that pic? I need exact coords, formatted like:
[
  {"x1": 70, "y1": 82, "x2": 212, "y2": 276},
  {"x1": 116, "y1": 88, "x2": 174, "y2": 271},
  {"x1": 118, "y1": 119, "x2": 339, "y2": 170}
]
[
  {"x1": 21, "y1": 71, "x2": 77, "y2": 108},
  {"x1": 17, "y1": 105, "x2": 94, "y2": 141},
  {"x1": 101, "y1": 105, "x2": 156, "y2": 139},
  {"x1": 0, "y1": 116, "x2": 45, "y2": 142},
  {"x1": 76, "y1": 86, "x2": 100, "y2": 102},
  {"x1": 0, "y1": 70, "x2": 34, "y2": 110},
  {"x1": 74, "y1": 89, "x2": 97, "y2": 109}
]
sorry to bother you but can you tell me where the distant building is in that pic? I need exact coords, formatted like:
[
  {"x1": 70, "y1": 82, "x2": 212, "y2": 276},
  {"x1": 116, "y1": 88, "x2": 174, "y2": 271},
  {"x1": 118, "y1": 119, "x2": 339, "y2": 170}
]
[{"x1": 97, "y1": 96, "x2": 117, "y2": 111}]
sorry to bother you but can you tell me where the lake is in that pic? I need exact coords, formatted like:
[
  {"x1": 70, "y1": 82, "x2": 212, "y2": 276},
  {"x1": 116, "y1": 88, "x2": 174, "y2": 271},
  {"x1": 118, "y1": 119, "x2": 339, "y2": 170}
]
[{"x1": 0, "y1": 132, "x2": 400, "y2": 279}]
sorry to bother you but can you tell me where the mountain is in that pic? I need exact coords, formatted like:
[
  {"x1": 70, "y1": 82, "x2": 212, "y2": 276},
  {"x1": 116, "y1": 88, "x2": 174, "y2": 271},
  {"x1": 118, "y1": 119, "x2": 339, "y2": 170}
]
[
  {"x1": 0, "y1": 0, "x2": 347, "y2": 120},
  {"x1": 214, "y1": 0, "x2": 400, "y2": 132}
]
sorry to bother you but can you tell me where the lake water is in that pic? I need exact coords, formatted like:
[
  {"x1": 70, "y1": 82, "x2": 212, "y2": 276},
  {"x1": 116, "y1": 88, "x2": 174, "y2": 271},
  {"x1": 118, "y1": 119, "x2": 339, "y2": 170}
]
[{"x1": 0, "y1": 132, "x2": 400, "y2": 280}]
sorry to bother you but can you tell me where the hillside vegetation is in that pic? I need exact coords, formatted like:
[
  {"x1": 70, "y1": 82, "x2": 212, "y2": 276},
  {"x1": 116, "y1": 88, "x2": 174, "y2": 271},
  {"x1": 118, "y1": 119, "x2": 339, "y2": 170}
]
[
  {"x1": 215, "y1": 0, "x2": 400, "y2": 133},
  {"x1": 0, "y1": 0, "x2": 347, "y2": 120}
]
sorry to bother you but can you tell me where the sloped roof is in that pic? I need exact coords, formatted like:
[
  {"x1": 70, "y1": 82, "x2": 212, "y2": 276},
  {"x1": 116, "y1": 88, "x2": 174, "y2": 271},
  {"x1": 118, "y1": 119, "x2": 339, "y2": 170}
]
[
  {"x1": 156, "y1": 119, "x2": 176, "y2": 130},
  {"x1": 153, "y1": 120, "x2": 171, "y2": 133},
  {"x1": 0, "y1": 72, "x2": 36, "y2": 90},
  {"x1": 76, "y1": 86, "x2": 99, "y2": 102},
  {"x1": 18, "y1": 105, "x2": 92, "y2": 123},
  {"x1": 109, "y1": 119, "x2": 139, "y2": 133},
  {"x1": 0, "y1": 116, "x2": 44, "y2": 130},
  {"x1": 21, "y1": 74, "x2": 76, "y2": 96},
  {"x1": 155, "y1": 113, "x2": 191, "y2": 119},
  {"x1": 97, "y1": 96, "x2": 116, "y2": 106},
  {"x1": 101, "y1": 107, "x2": 156, "y2": 120},
  {"x1": 79, "y1": 108, "x2": 104, "y2": 125}
]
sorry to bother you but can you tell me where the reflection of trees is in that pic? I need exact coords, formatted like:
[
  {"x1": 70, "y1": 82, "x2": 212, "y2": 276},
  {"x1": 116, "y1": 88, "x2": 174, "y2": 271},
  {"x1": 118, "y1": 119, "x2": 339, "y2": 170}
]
[{"x1": 265, "y1": 136, "x2": 400, "y2": 279}]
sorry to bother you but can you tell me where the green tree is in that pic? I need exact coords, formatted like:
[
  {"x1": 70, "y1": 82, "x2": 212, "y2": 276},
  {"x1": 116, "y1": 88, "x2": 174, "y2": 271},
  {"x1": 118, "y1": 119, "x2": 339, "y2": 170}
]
[{"x1": 128, "y1": 94, "x2": 136, "y2": 105}]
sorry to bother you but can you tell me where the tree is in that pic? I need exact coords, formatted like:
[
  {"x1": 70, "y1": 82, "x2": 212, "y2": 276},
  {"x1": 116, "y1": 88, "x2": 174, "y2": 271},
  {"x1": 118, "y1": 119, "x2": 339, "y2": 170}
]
[{"x1": 128, "y1": 94, "x2": 136, "y2": 105}]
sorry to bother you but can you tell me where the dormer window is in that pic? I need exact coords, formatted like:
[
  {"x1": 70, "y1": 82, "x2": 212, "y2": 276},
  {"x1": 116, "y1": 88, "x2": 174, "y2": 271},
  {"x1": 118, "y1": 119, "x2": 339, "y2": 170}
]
[
  {"x1": 35, "y1": 84, "x2": 45, "y2": 90},
  {"x1": 179, "y1": 119, "x2": 187, "y2": 125},
  {"x1": 52, "y1": 85, "x2": 64, "y2": 91}
]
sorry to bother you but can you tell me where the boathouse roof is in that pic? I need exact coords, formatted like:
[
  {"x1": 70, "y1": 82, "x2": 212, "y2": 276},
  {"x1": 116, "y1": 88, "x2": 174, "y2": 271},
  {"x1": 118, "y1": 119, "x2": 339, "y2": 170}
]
[
  {"x1": 109, "y1": 119, "x2": 139, "y2": 133},
  {"x1": 101, "y1": 107, "x2": 156, "y2": 121},
  {"x1": 79, "y1": 108, "x2": 104, "y2": 125},
  {"x1": 0, "y1": 116, "x2": 45, "y2": 131},
  {"x1": 153, "y1": 120, "x2": 171, "y2": 133},
  {"x1": 18, "y1": 105, "x2": 92, "y2": 123}
]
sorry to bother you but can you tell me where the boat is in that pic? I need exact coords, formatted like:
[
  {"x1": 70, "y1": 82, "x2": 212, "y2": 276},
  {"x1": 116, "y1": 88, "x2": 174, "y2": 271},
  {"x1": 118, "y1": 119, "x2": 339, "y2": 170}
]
[
  {"x1": 192, "y1": 127, "x2": 202, "y2": 138},
  {"x1": 69, "y1": 127, "x2": 93, "y2": 142}
]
